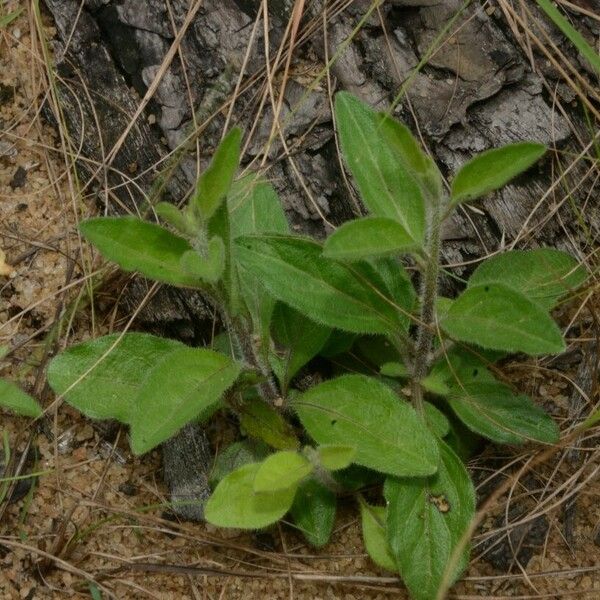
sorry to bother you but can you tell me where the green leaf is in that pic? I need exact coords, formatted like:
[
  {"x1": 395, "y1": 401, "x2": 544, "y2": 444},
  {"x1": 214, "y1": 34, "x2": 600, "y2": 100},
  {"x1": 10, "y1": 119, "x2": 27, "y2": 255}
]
[
  {"x1": 450, "y1": 142, "x2": 547, "y2": 206},
  {"x1": 270, "y1": 304, "x2": 331, "y2": 391},
  {"x1": 536, "y1": 0, "x2": 600, "y2": 74},
  {"x1": 209, "y1": 440, "x2": 270, "y2": 487},
  {"x1": 385, "y1": 440, "x2": 476, "y2": 600},
  {"x1": 253, "y1": 451, "x2": 313, "y2": 493},
  {"x1": 294, "y1": 375, "x2": 439, "y2": 477},
  {"x1": 360, "y1": 502, "x2": 397, "y2": 573},
  {"x1": 365, "y1": 257, "x2": 416, "y2": 309},
  {"x1": 425, "y1": 403, "x2": 450, "y2": 438},
  {"x1": 441, "y1": 283, "x2": 565, "y2": 355},
  {"x1": 180, "y1": 237, "x2": 225, "y2": 284},
  {"x1": 335, "y1": 93, "x2": 426, "y2": 244},
  {"x1": 238, "y1": 397, "x2": 299, "y2": 450},
  {"x1": 80, "y1": 217, "x2": 198, "y2": 287},
  {"x1": 228, "y1": 174, "x2": 289, "y2": 345},
  {"x1": 448, "y1": 382, "x2": 559, "y2": 445},
  {"x1": 291, "y1": 479, "x2": 336, "y2": 548},
  {"x1": 48, "y1": 333, "x2": 184, "y2": 422},
  {"x1": 426, "y1": 347, "x2": 499, "y2": 396},
  {"x1": 235, "y1": 235, "x2": 404, "y2": 335},
  {"x1": 468, "y1": 249, "x2": 586, "y2": 311},
  {"x1": 155, "y1": 202, "x2": 196, "y2": 236},
  {"x1": 205, "y1": 463, "x2": 296, "y2": 529},
  {"x1": 0, "y1": 379, "x2": 42, "y2": 418},
  {"x1": 129, "y1": 348, "x2": 241, "y2": 455},
  {"x1": 377, "y1": 112, "x2": 442, "y2": 199},
  {"x1": 192, "y1": 128, "x2": 242, "y2": 220},
  {"x1": 380, "y1": 362, "x2": 409, "y2": 378},
  {"x1": 323, "y1": 217, "x2": 417, "y2": 261},
  {"x1": 228, "y1": 174, "x2": 289, "y2": 238},
  {"x1": 316, "y1": 445, "x2": 357, "y2": 471}
]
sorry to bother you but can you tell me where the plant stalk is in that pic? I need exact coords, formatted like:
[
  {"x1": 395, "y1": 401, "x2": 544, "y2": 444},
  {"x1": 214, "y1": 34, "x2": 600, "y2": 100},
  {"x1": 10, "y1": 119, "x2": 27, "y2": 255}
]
[{"x1": 411, "y1": 195, "x2": 444, "y2": 416}]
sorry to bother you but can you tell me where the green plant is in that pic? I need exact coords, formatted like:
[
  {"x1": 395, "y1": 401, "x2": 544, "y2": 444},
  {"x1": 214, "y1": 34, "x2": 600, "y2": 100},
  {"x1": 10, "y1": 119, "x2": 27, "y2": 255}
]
[{"x1": 46, "y1": 94, "x2": 587, "y2": 599}]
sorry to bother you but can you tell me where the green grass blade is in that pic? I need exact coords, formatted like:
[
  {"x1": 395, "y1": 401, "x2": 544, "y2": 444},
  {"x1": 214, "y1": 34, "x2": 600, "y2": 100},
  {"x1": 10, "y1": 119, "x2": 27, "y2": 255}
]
[{"x1": 536, "y1": 0, "x2": 600, "y2": 74}]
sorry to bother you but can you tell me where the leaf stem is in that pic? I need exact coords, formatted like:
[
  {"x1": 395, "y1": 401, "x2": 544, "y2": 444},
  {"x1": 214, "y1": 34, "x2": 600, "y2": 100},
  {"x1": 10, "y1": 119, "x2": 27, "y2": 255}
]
[{"x1": 412, "y1": 195, "x2": 444, "y2": 416}]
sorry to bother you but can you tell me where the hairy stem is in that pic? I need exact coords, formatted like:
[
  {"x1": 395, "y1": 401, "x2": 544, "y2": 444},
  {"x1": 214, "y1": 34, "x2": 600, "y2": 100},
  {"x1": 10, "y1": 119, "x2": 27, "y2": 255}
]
[
  {"x1": 209, "y1": 289, "x2": 281, "y2": 406},
  {"x1": 412, "y1": 195, "x2": 444, "y2": 416}
]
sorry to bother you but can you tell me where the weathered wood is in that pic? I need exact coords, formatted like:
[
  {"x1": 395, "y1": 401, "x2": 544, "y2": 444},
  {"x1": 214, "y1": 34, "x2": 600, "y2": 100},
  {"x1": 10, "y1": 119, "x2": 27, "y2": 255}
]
[{"x1": 42, "y1": 0, "x2": 598, "y2": 520}]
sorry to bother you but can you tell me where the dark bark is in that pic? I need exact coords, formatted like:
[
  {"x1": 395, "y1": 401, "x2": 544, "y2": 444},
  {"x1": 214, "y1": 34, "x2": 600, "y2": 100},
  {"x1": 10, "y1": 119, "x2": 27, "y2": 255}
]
[{"x1": 42, "y1": 0, "x2": 598, "y2": 520}]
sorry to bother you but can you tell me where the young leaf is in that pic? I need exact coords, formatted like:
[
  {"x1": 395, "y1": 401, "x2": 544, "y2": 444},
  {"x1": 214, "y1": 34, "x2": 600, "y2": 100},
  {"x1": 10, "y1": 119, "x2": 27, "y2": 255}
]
[
  {"x1": 360, "y1": 502, "x2": 397, "y2": 573},
  {"x1": 323, "y1": 217, "x2": 417, "y2": 261},
  {"x1": 180, "y1": 237, "x2": 225, "y2": 284},
  {"x1": 235, "y1": 235, "x2": 404, "y2": 335},
  {"x1": 209, "y1": 439, "x2": 271, "y2": 487},
  {"x1": 48, "y1": 333, "x2": 184, "y2": 422},
  {"x1": 80, "y1": 217, "x2": 198, "y2": 287},
  {"x1": 129, "y1": 347, "x2": 241, "y2": 455},
  {"x1": 192, "y1": 128, "x2": 242, "y2": 220},
  {"x1": 448, "y1": 382, "x2": 559, "y2": 445},
  {"x1": 377, "y1": 112, "x2": 442, "y2": 199},
  {"x1": 425, "y1": 402, "x2": 450, "y2": 438},
  {"x1": 294, "y1": 375, "x2": 439, "y2": 477},
  {"x1": 228, "y1": 174, "x2": 289, "y2": 239},
  {"x1": 427, "y1": 347, "x2": 499, "y2": 395},
  {"x1": 468, "y1": 248, "x2": 586, "y2": 311},
  {"x1": 204, "y1": 463, "x2": 296, "y2": 529},
  {"x1": 238, "y1": 397, "x2": 299, "y2": 450},
  {"x1": 0, "y1": 379, "x2": 42, "y2": 418},
  {"x1": 380, "y1": 362, "x2": 409, "y2": 378},
  {"x1": 270, "y1": 303, "x2": 331, "y2": 391},
  {"x1": 335, "y1": 92, "x2": 426, "y2": 245},
  {"x1": 253, "y1": 451, "x2": 313, "y2": 493},
  {"x1": 450, "y1": 142, "x2": 547, "y2": 206},
  {"x1": 316, "y1": 445, "x2": 357, "y2": 471},
  {"x1": 385, "y1": 440, "x2": 476, "y2": 600},
  {"x1": 291, "y1": 479, "x2": 336, "y2": 548},
  {"x1": 441, "y1": 283, "x2": 565, "y2": 355},
  {"x1": 155, "y1": 202, "x2": 196, "y2": 236},
  {"x1": 228, "y1": 175, "x2": 289, "y2": 344}
]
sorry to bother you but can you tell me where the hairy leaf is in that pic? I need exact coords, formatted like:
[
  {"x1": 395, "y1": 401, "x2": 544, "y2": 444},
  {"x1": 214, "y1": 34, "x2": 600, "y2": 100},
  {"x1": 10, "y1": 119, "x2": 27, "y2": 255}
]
[
  {"x1": 235, "y1": 235, "x2": 404, "y2": 335},
  {"x1": 209, "y1": 440, "x2": 270, "y2": 487},
  {"x1": 442, "y1": 283, "x2": 565, "y2": 355},
  {"x1": 193, "y1": 128, "x2": 242, "y2": 219},
  {"x1": 377, "y1": 112, "x2": 442, "y2": 199},
  {"x1": 238, "y1": 397, "x2": 299, "y2": 450},
  {"x1": 270, "y1": 303, "x2": 331, "y2": 391},
  {"x1": 316, "y1": 445, "x2": 357, "y2": 471},
  {"x1": 425, "y1": 402, "x2": 450, "y2": 438},
  {"x1": 205, "y1": 463, "x2": 296, "y2": 529},
  {"x1": 155, "y1": 202, "x2": 196, "y2": 236},
  {"x1": 360, "y1": 502, "x2": 397, "y2": 572},
  {"x1": 385, "y1": 440, "x2": 476, "y2": 600},
  {"x1": 0, "y1": 379, "x2": 42, "y2": 418},
  {"x1": 228, "y1": 175, "x2": 289, "y2": 344},
  {"x1": 291, "y1": 479, "x2": 336, "y2": 548},
  {"x1": 48, "y1": 333, "x2": 183, "y2": 422},
  {"x1": 448, "y1": 382, "x2": 559, "y2": 444},
  {"x1": 335, "y1": 92, "x2": 425, "y2": 244},
  {"x1": 253, "y1": 451, "x2": 313, "y2": 492},
  {"x1": 80, "y1": 217, "x2": 198, "y2": 287},
  {"x1": 180, "y1": 237, "x2": 225, "y2": 284},
  {"x1": 323, "y1": 217, "x2": 417, "y2": 261},
  {"x1": 450, "y1": 142, "x2": 546, "y2": 206},
  {"x1": 468, "y1": 248, "x2": 586, "y2": 311},
  {"x1": 294, "y1": 375, "x2": 439, "y2": 477},
  {"x1": 130, "y1": 347, "x2": 241, "y2": 455}
]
